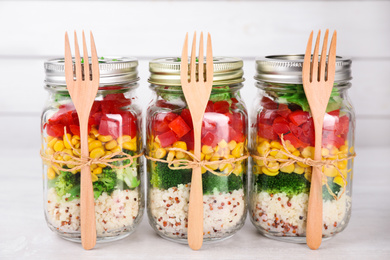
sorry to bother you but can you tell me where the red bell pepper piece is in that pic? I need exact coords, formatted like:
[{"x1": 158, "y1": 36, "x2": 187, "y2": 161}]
[
  {"x1": 157, "y1": 130, "x2": 178, "y2": 148},
  {"x1": 336, "y1": 115, "x2": 349, "y2": 135},
  {"x1": 69, "y1": 125, "x2": 80, "y2": 136},
  {"x1": 46, "y1": 124, "x2": 65, "y2": 137},
  {"x1": 272, "y1": 116, "x2": 290, "y2": 135},
  {"x1": 99, "y1": 115, "x2": 120, "y2": 138},
  {"x1": 168, "y1": 116, "x2": 191, "y2": 138},
  {"x1": 180, "y1": 130, "x2": 194, "y2": 151},
  {"x1": 180, "y1": 109, "x2": 193, "y2": 129},
  {"x1": 213, "y1": 101, "x2": 230, "y2": 114},
  {"x1": 205, "y1": 101, "x2": 214, "y2": 112},
  {"x1": 258, "y1": 109, "x2": 278, "y2": 126},
  {"x1": 288, "y1": 110, "x2": 310, "y2": 126},
  {"x1": 260, "y1": 96, "x2": 278, "y2": 110},
  {"x1": 201, "y1": 131, "x2": 216, "y2": 147},
  {"x1": 277, "y1": 104, "x2": 291, "y2": 118},
  {"x1": 284, "y1": 133, "x2": 307, "y2": 149},
  {"x1": 258, "y1": 123, "x2": 278, "y2": 140}
]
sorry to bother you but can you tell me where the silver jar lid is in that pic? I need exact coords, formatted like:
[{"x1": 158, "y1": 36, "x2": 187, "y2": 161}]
[
  {"x1": 255, "y1": 54, "x2": 352, "y2": 84},
  {"x1": 44, "y1": 57, "x2": 139, "y2": 85},
  {"x1": 148, "y1": 57, "x2": 244, "y2": 86}
]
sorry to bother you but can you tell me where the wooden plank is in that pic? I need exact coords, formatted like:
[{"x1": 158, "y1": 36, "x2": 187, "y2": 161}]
[{"x1": 0, "y1": 1, "x2": 389, "y2": 58}]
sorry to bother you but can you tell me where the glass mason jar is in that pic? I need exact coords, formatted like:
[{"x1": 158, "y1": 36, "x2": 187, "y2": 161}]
[
  {"x1": 249, "y1": 55, "x2": 355, "y2": 242},
  {"x1": 41, "y1": 57, "x2": 144, "y2": 242},
  {"x1": 146, "y1": 57, "x2": 248, "y2": 243}
]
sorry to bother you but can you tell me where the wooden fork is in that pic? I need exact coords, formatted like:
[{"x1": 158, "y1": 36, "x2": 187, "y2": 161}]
[
  {"x1": 180, "y1": 32, "x2": 213, "y2": 250},
  {"x1": 64, "y1": 31, "x2": 100, "y2": 250},
  {"x1": 302, "y1": 29, "x2": 337, "y2": 250}
]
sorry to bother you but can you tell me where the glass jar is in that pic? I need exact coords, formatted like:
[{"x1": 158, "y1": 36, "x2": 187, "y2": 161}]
[
  {"x1": 146, "y1": 57, "x2": 248, "y2": 243},
  {"x1": 41, "y1": 57, "x2": 144, "y2": 242},
  {"x1": 249, "y1": 55, "x2": 355, "y2": 242}
]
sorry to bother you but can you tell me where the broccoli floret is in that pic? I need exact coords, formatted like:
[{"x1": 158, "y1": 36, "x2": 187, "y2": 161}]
[
  {"x1": 116, "y1": 159, "x2": 140, "y2": 189},
  {"x1": 256, "y1": 171, "x2": 310, "y2": 197},
  {"x1": 150, "y1": 160, "x2": 192, "y2": 189},
  {"x1": 93, "y1": 167, "x2": 117, "y2": 199},
  {"x1": 55, "y1": 171, "x2": 80, "y2": 199},
  {"x1": 202, "y1": 171, "x2": 243, "y2": 194}
]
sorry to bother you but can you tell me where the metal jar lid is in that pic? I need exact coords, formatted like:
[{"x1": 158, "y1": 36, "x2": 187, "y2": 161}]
[
  {"x1": 255, "y1": 54, "x2": 352, "y2": 84},
  {"x1": 44, "y1": 57, "x2": 139, "y2": 85},
  {"x1": 148, "y1": 57, "x2": 244, "y2": 86}
]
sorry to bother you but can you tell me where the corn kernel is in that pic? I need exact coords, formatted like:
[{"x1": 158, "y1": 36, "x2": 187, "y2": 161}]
[
  {"x1": 152, "y1": 142, "x2": 161, "y2": 151},
  {"x1": 45, "y1": 136, "x2": 54, "y2": 143},
  {"x1": 105, "y1": 151, "x2": 112, "y2": 156},
  {"x1": 270, "y1": 141, "x2": 282, "y2": 149},
  {"x1": 90, "y1": 147, "x2": 105, "y2": 159},
  {"x1": 66, "y1": 164, "x2": 75, "y2": 169},
  {"x1": 294, "y1": 164, "x2": 305, "y2": 174},
  {"x1": 98, "y1": 135, "x2": 113, "y2": 142},
  {"x1": 73, "y1": 149, "x2": 81, "y2": 157},
  {"x1": 280, "y1": 164, "x2": 294, "y2": 173},
  {"x1": 201, "y1": 167, "x2": 207, "y2": 174},
  {"x1": 339, "y1": 145, "x2": 348, "y2": 154},
  {"x1": 202, "y1": 145, "x2": 214, "y2": 155},
  {"x1": 292, "y1": 150, "x2": 300, "y2": 157},
  {"x1": 338, "y1": 160, "x2": 348, "y2": 170},
  {"x1": 63, "y1": 134, "x2": 72, "y2": 149},
  {"x1": 91, "y1": 173, "x2": 99, "y2": 182},
  {"x1": 98, "y1": 164, "x2": 107, "y2": 168},
  {"x1": 155, "y1": 148, "x2": 167, "y2": 159},
  {"x1": 88, "y1": 137, "x2": 95, "y2": 143},
  {"x1": 90, "y1": 164, "x2": 97, "y2": 170},
  {"x1": 167, "y1": 151, "x2": 175, "y2": 162},
  {"x1": 333, "y1": 176, "x2": 347, "y2": 186},
  {"x1": 349, "y1": 146, "x2": 355, "y2": 154},
  {"x1": 329, "y1": 146, "x2": 339, "y2": 155},
  {"x1": 257, "y1": 141, "x2": 270, "y2": 156},
  {"x1": 47, "y1": 138, "x2": 58, "y2": 148},
  {"x1": 275, "y1": 151, "x2": 289, "y2": 160},
  {"x1": 88, "y1": 140, "x2": 102, "y2": 152},
  {"x1": 228, "y1": 140, "x2": 237, "y2": 150},
  {"x1": 176, "y1": 151, "x2": 186, "y2": 159},
  {"x1": 262, "y1": 167, "x2": 279, "y2": 176},
  {"x1": 323, "y1": 165, "x2": 338, "y2": 177},
  {"x1": 173, "y1": 141, "x2": 187, "y2": 151},
  {"x1": 301, "y1": 146, "x2": 315, "y2": 159},
  {"x1": 71, "y1": 135, "x2": 80, "y2": 145},
  {"x1": 53, "y1": 140, "x2": 65, "y2": 152},
  {"x1": 255, "y1": 158, "x2": 265, "y2": 167},
  {"x1": 304, "y1": 171, "x2": 312, "y2": 182},
  {"x1": 208, "y1": 161, "x2": 219, "y2": 171},
  {"x1": 63, "y1": 149, "x2": 73, "y2": 161},
  {"x1": 267, "y1": 161, "x2": 280, "y2": 172},
  {"x1": 200, "y1": 152, "x2": 205, "y2": 160},
  {"x1": 232, "y1": 163, "x2": 243, "y2": 175},
  {"x1": 131, "y1": 136, "x2": 137, "y2": 143},
  {"x1": 253, "y1": 165, "x2": 262, "y2": 175},
  {"x1": 218, "y1": 139, "x2": 228, "y2": 149},
  {"x1": 269, "y1": 150, "x2": 278, "y2": 156},
  {"x1": 47, "y1": 167, "x2": 56, "y2": 180},
  {"x1": 118, "y1": 135, "x2": 132, "y2": 144},
  {"x1": 93, "y1": 167, "x2": 102, "y2": 175},
  {"x1": 223, "y1": 164, "x2": 233, "y2": 174},
  {"x1": 90, "y1": 127, "x2": 99, "y2": 138},
  {"x1": 297, "y1": 161, "x2": 310, "y2": 168},
  {"x1": 232, "y1": 142, "x2": 244, "y2": 158},
  {"x1": 321, "y1": 148, "x2": 329, "y2": 157},
  {"x1": 105, "y1": 140, "x2": 118, "y2": 150},
  {"x1": 75, "y1": 143, "x2": 80, "y2": 149},
  {"x1": 45, "y1": 147, "x2": 54, "y2": 155},
  {"x1": 284, "y1": 140, "x2": 296, "y2": 152},
  {"x1": 111, "y1": 146, "x2": 122, "y2": 153},
  {"x1": 205, "y1": 154, "x2": 212, "y2": 160},
  {"x1": 123, "y1": 141, "x2": 137, "y2": 151}
]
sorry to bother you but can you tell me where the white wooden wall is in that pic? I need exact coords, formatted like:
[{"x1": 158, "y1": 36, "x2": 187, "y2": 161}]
[{"x1": 1, "y1": 0, "x2": 389, "y2": 149}]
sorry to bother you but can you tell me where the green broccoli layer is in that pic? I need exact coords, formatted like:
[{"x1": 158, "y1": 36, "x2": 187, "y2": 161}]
[
  {"x1": 150, "y1": 160, "x2": 244, "y2": 194},
  {"x1": 255, "y1": 171, "x2": 310, "y2": 197}
]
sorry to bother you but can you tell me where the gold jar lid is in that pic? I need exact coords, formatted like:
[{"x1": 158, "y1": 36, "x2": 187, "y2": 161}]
[{"x1": 148, "y1": 57, "x2": 244, "y2": 86}]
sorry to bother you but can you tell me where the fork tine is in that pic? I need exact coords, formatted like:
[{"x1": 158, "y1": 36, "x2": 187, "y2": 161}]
[
  {"x1": 198, "y1": 32, "x2": 204, "y2": 82},
  {"x1": 181, "y1": 33, "x2": 189, "y2": 84},
  {"x1": 206, "y1": 33, "x2": 213, "y2": 83},
  {"x1": 326, "y1": 30, "x2": 337, "y2": 83},
  {"x1": 90, "y1": 31, "x2": 100, "y2": 81},
  {"x1": 319, "y1": 29, "x2": 329, "y2": 82},
  {"x1": 64, "y1": 32, "x2": 74, "y2": 85},
  {"x1": 302, "y1": 31, "x2": 313, "y2": 85},
  {"x1": 190, "y1": 32, "x2": 197, "y2": 82},
  {"x1": 82, "y1": 31, "x2": 90, "y2": 81},
  {"x1": 74, "y1": 31, "x2": 82, "y2": 81},
  {"x1": 311, "y1": 30, "x2": 321, "y2": 83}
]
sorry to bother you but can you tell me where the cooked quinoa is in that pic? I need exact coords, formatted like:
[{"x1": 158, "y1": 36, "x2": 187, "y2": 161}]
[
  {"x1": 46, "y1": 187, "x2": 140, "y2": 236},
  {"x1": 149, "y1": 184, "x2": 245, "y2": 239},
  {"x1": 251, "y1": 191, "x2": 351, "y2": 237}
]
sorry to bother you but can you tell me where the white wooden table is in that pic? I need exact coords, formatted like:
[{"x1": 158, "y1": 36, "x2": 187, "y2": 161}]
[{"x1": 0, "y1": 147, "x2": 389, "y2": 259}]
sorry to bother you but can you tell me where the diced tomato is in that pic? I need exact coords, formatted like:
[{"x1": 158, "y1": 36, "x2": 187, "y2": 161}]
[
  {"x1": 277, "y1": 104, "x2": 291, "y2": 118},
  {"x1": 213, "y1": 101, "x2": 230, "y2": 114},
  {"x1": 99, "y1": 116, "x2": 120, "y2": 138},
  {"x1": 229, "y1": 126, "x2": 245, "y2": 143},
  {"x1": 201, "y1": 131, "x2": 216, "y2": 146},
  {"x1": 323, "y1": 131, "x2": 345, "y2": 148},
  {"x1": 328, "y1": 109, "x2": 340, "y2": 117},
  {"x1": 46, "y1": 124, "x2": 65, "y2": 137},
  {"x1": 180, "y1": 109, "x2": 193, "y2": 129},
  {"x1": 91, "y1": 112, "x2": 103, "y2": 126},
  {"x1": 205, "y1": 101, "x2": 214, "y2": 112},
  {"x1": 301, "y1": 118, "x2": 315, "y2": 146},
  {"x1": 224, "y1": 112, "x2": 234, "y2": 125},
  {"x1": 289, "y1": 123, "x2": 303, "y2": 139},
  {"x1": 337, "y1": 115, "x2": 350, "y2": 135},
  {"x1": 288, "y1": 110, "x2": 310, "y2": 126},
  {"x1": 157, "y1": 130, "x2": 178, "y2": 148},
  {"x1": 232, "y1": 112, "x2": 245, "y2": 133},
  {"x1": 90, "y1": 101, "x2": 101, "y2": 116},
  {"x1": 123, "y1": 120, "x2": 137, "y2": 138},
  {"x1": 272, "y1": 117, "x2": 290, "y2": 135},
  {"x1": 231, "y1": 98, "x2": 239, "y2": 104},
  {"x1": 163, "y1": 112, "x2": 179, "y2": 124},
  {"x1": 258, "y1": 109, "x2": 278, "y2": 125},
  {"x1": 258, "y1": 123, "x2": 278, "y2": 140},
  {"x1": 284, "y1": 133, "x2": 307, "y2": 148},
  {"x1": 69, "y1": 125, "x2": 80, "y2": 136},
  {"x1": 168, "y1": 116, "x2": 191, "y2": 138},
  {"x1": 180, "y1": 130, "x2": 194, "y2": 150},
  {"x1": 260, "y1": 96, "x2": 278, "y2": 110}
]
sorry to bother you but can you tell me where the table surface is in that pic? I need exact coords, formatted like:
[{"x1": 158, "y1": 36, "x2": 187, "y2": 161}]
[{"x1": 0, "y1": 147, "x2": 389, "y2": 260}]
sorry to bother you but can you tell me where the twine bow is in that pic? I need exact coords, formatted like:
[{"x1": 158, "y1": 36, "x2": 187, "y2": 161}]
[
  {"x1": 250, "y1": 134, "x2": 356, "y2": 200},
  {"x1": 145, "y1": 147, "x2": 249, "y2": 177}
]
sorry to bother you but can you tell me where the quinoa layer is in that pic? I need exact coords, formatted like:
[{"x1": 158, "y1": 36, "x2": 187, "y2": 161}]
[
  {"x1": 250, "y1": 191, "x2": 351, "y2": 237},
  {"x1": 46, "y1": 187, "x2": 140, "y2": 236},
  {"x1": 149, "y1": 184, "x2": 246, "y2": 239}
]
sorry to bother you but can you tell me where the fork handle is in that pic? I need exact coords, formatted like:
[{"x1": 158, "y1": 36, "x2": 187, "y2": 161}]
[
  {"x1": 187, "y1": 125, "x2": 203, "y2": 250},
  {"x1": 79, "y1": 120, "x2": 97, "y2": 250},
  {"x1": 306, "y1": 120, "x2": 323, "y2": 250}
]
